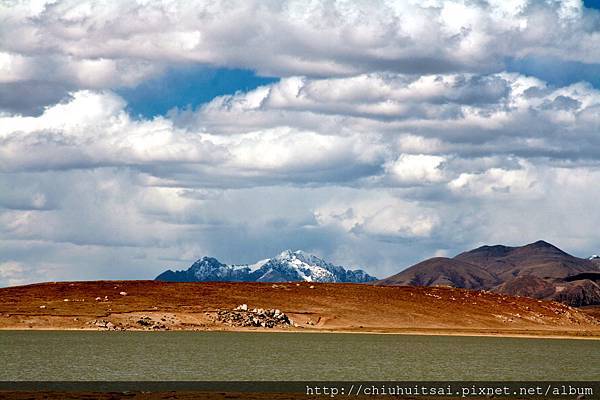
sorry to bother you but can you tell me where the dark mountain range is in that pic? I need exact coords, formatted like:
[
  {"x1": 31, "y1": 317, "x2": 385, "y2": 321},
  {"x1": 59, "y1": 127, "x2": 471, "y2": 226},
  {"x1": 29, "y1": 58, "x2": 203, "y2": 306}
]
[
  {"x1": 156, "y1": 250, "x2": 377, "y2": 284},
  {"x1": 376, "y1": 240, "x2": 600, "y2": 306}
]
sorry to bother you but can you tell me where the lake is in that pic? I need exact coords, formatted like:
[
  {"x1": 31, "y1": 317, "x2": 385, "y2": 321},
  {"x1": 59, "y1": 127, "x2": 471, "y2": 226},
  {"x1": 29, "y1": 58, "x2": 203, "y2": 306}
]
[{"x1": 1, "y1": 331, "x2": 599, "y2": 381}]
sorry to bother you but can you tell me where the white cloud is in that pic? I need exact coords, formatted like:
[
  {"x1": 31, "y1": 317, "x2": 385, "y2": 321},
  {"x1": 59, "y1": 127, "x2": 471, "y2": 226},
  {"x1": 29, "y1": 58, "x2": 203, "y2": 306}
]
[
  {"x1": 385, "y1": 154, "x2": 447, "y2": 185},
  {"x1": 1, "y1": 0, "x2": 600, "y2": 97},
  {"x1": 2, "y1": 1, "x2": 600, "y2": 283},
  {"x1": 0, "y1": 90, "x2": 391, "y2": 184},
  {"x1": 0, "y1": 261, "x2": 36, "y2": 286},
  {"x1": 448, "y1": 161, "x2": 542, "y2": 198},
  {"x1": 314, "y1": 193, "x2": 440, "y2": 239}
]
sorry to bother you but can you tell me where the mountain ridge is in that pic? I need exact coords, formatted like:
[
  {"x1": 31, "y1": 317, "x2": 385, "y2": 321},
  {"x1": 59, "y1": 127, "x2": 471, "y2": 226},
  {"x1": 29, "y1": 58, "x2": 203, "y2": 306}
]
[{"x1": 156, "y1": 250, "x2": 377, "y2": 284}]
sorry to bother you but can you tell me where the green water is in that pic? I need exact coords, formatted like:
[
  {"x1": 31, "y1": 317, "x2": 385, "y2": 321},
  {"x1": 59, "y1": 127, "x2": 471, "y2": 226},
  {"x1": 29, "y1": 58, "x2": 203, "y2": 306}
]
[{"x1": 0, "y1": 331, "x2": 598, "y2": 381}]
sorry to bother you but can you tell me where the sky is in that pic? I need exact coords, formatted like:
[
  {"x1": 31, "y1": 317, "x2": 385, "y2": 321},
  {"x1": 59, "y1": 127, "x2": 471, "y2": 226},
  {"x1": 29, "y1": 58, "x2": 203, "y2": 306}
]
[{"x1": 1, "y1": 0, "x2": 600, "y2": 286}]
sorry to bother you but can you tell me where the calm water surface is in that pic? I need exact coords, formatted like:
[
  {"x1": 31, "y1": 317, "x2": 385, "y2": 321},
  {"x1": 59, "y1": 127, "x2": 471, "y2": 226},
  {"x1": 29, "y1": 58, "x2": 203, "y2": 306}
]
[{"x1": 1, "y1": 331, "x2": 598, "y2": 380}]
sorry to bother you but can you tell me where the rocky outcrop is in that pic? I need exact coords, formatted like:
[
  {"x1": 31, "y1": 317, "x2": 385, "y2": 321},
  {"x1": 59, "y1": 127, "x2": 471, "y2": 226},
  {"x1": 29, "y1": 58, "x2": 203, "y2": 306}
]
[
  {"x1": 554, "y1": 280, "x2": 600, "y2": 307},
  {"x1": 214, "y1": 304, "x2": 296, "y2": 328},
  {"x1": 87, "y1": 319, "x2": 122, "y2": 331},
  {"x1": 136, "y1": 315, "x2": 169, "y2": 330}
]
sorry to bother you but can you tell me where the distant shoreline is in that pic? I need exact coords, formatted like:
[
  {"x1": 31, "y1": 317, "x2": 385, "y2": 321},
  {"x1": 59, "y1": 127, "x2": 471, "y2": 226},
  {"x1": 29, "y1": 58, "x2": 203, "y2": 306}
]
[{"x1": 1, "y1": 326, "x2": 600, "y2": 341}]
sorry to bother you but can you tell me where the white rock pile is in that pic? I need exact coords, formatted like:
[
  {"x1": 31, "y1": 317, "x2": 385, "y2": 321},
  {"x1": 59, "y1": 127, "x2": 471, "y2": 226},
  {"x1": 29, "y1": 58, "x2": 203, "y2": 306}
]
[{"x1": 216, "y1": 304, "x2": 296, "y2": 328}]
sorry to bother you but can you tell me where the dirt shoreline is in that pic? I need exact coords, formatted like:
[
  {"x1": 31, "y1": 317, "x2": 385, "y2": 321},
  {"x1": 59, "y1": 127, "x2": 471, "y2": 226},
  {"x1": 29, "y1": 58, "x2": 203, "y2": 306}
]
[
  {"x1": 1, "y1": 280, "x2": 599, "y2": 339},
  {"x1": 1, "y1": 326, "x2": 600, "y2": 340}
]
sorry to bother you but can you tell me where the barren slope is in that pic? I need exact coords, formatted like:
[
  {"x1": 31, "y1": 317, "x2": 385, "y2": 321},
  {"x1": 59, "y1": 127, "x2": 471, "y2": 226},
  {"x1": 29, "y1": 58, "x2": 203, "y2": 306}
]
[
  {"x1": 1, "y1": 280, "x2": 599, "y2": 338},
  {"x1": 378, "y1": 240, "x2": 600, "y2": 306},
  {"x1": 374, "y1": 257, "x2": 499, "y2": 289},
  {"x1": 454, "y1": 240, "x2": 595, "y2": 280}
]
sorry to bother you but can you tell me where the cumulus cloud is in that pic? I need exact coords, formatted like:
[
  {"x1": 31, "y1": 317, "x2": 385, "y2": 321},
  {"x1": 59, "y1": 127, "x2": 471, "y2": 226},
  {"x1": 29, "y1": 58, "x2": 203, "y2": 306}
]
[
  {"x1": 385, "y1": 154, "x2": 447, "y2": 186},
  {"x1": 5, "y1": 71, "x2": 600, "y2": 188},
  {"x1": 0, "y1": 260, "x2": 53, "y2": 286},
  {"x1": 0, "y1": 90, "x2": 388, "y2": 186},
  {"x1": 2, "y1": 0, "x2": 600, "y2": 114},
  {"x1": 193, "y1": 72, "x2": 600, "y2": 163},
  {"x1": 2, "y1": 1, "x2": 600, "y2": 285},
  {"x1": 0, "y1": 261, "x2": 27, "y2": 286},
  {"x1": 314, "y1": 193, "x2": 441, "y2": 239}
]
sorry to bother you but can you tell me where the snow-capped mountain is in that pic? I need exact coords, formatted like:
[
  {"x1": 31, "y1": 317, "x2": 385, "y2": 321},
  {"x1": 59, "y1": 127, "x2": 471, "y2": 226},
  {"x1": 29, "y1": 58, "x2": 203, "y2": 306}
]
[
  {"x1": 155, "y1": 250, "x2": 377, "y2": 283},
  {"x1": 590, "y1": 255, "x2": 600, "y2": 268}
]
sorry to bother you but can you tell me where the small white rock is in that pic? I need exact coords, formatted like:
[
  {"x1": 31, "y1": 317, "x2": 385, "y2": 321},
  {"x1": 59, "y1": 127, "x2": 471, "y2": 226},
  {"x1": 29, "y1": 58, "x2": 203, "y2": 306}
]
[
  {"x1": 39, "y1": 305, "x2": 46, "y2": 309},
  {"x1": 119, "y1": 291, "x2": 127, "y2": 296}
]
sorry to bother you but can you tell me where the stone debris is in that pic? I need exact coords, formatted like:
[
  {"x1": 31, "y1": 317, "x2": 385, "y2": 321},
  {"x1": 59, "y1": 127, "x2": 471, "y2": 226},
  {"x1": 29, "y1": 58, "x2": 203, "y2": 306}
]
[
  {"x1": 216, "y1": 305, "x2": 296, "y2": 328},
  {"x1": 39, "y1": 305, "x2": 46, "y2": 309},
  {"x1": 136, "y1": 315, "x2": 168, "y2": 330},
  {"x1": 88, "y1": 319, "x2": 123, "y2": 331},
  {"x1": 137, "y1": 316, "x2": 152, "y2": 326},
  {"x1": 119, "y1": 291, "x2": 128, "y2": 296},
  {"x1": 87, "y1": 315, "x2": 172, "y2": 331}
]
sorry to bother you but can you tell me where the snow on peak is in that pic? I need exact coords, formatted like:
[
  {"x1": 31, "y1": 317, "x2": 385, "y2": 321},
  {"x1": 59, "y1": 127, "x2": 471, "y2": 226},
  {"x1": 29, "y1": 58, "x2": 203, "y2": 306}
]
[
  {"x1": 268, "y1": 249, "x2": 335, "y2": 282},
  {"x1": 589, "y1": 255, "x2": 600, "y2": 260},
  {"x1": 275, "y1": 249, "x2": 296, "y2": 260},
  {"x1": 156, "y1": 250, "x2": 377, "y2": 283}
]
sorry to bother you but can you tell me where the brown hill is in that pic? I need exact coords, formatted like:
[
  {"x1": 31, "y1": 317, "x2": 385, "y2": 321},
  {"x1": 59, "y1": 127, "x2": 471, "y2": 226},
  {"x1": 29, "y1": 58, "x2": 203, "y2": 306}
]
[
  {"x1": 454, "y1": 240, "x2": 596, "y2": 280},
  {"x1": 0, "y1": 280, "x2": 599, "y2": 338},
  {"x1": 377, "y1": 240, "x2": 600, "y2": 307},
  {"x1": 375, "y1": 257, "x2": 499, "y2": 290}
]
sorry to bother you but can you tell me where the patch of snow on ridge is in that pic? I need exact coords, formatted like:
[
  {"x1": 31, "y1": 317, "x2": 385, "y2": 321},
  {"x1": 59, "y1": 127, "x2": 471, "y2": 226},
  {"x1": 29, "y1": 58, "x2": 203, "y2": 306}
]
[{"x1": 240, "y1": 258, "x2": 270, "y2": 272}]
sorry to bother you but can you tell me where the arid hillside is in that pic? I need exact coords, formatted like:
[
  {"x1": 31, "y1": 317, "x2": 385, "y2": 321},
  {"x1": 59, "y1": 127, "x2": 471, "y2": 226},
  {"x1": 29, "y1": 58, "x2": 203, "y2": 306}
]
[
  {"x1": 377, "y1": 240, "x2": 600, "y2": 306},
  {"x1": 0, "y1": 280, "x2": 599, "y2": 338}
]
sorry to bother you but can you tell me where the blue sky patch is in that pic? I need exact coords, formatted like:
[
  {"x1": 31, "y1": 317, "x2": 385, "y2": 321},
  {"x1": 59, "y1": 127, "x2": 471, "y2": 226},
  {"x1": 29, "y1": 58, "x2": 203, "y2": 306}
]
[
  {"x1": 117, "y1": 66, "x2": 278, "y2": 118},
  {"x1": 506, "y1": 56, "x2": 600, "y2": 88}
]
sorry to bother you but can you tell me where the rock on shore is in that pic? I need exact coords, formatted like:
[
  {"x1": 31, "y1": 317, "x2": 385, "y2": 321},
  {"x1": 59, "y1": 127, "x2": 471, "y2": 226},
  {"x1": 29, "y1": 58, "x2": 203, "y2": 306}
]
[{"x1": 215, "y1": 304, "x2": 297, "y2": 328}]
